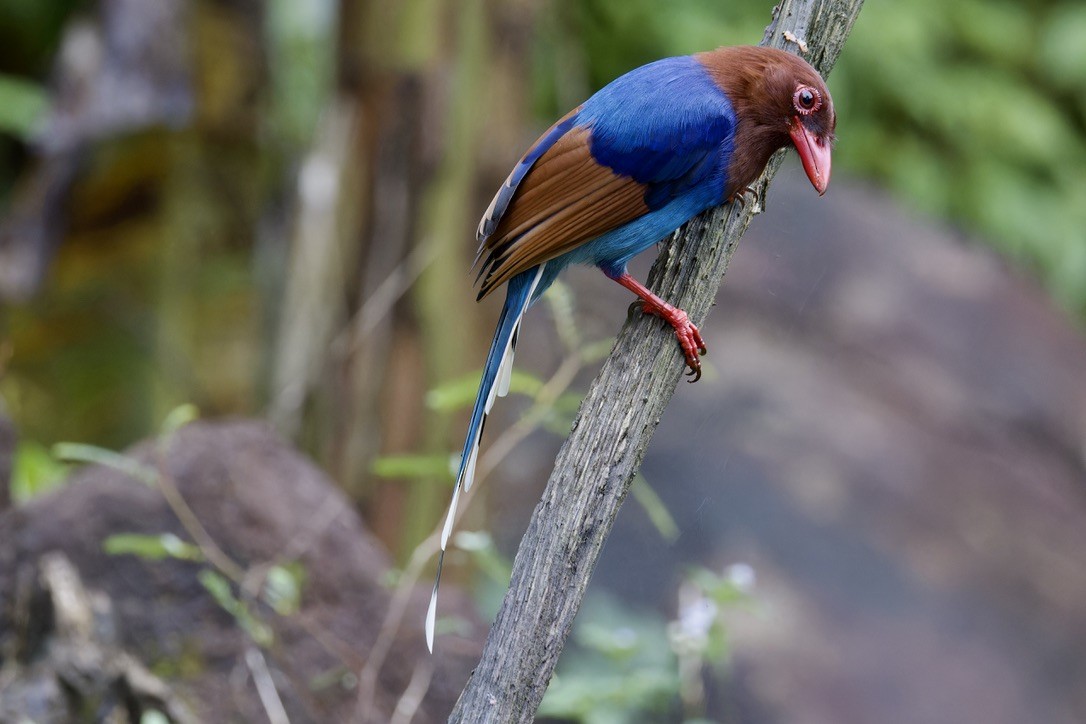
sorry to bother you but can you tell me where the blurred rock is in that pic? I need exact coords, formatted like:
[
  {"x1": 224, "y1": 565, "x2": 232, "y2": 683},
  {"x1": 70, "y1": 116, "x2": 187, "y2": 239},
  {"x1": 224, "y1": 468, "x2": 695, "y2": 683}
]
[
  {"x1": 0, "y1": 420, "x2": 480, "y2": 723},
  {"x1": 0, "y1": 552, "x2": 197, "y2": 723}
]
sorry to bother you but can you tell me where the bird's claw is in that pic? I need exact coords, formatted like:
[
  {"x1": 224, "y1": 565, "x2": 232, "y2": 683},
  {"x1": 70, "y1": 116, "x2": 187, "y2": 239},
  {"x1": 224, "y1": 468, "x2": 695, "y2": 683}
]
[
  {"x1": 634, "y1": 301, "x2": 707, "y2": 382},
  {"x1": 728, "y1": 185, "x2": 758, "y2": 209},
  {"x1": 675, "y1": 317, "x2": 707, "y2": 383}
]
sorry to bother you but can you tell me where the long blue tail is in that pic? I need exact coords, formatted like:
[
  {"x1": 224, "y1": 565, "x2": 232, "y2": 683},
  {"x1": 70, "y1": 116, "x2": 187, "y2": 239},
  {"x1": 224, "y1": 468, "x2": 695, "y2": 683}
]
[{"x1": 426, "y1": 263, "x2": 546, "y2": 651}]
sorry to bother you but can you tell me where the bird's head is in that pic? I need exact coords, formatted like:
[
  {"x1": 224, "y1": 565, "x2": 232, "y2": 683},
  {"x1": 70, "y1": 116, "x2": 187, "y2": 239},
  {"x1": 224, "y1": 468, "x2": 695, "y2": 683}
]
[
  {"x1": 699, "y1": 46, "x2": 836, "y2": 197},
  {"x1": 775, "y1": 58, "x2": 835, "y2": 195}
]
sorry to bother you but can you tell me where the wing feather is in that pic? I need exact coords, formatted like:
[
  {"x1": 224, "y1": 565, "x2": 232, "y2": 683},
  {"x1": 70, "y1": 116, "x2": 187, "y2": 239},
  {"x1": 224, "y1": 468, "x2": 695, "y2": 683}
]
[
  {"x1": 477, "y1": 127, "x2": 650, "y2": 298},
  {"x1": 474, "y1": 55, "x2": 738, "y2": 299},
  {"x1": 485, "y1": 174, "x2": 644, "y2": 288}
]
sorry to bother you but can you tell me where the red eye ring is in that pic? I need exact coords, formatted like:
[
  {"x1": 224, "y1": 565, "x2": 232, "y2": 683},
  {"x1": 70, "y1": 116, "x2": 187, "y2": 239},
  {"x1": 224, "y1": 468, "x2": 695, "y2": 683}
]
[{"x1": 792, "y1": 86, "x2": 822, "y2": 115}]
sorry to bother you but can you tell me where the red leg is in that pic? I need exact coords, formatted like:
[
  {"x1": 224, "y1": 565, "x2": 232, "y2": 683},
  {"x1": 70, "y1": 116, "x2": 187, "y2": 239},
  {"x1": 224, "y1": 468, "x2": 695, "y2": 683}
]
[{"x1": 609, "y1": 272, "x2": 707, "y2": 382}]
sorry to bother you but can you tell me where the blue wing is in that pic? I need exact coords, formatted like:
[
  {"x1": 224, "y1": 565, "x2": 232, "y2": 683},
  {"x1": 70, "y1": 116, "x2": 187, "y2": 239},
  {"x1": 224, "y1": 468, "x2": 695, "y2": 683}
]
[
  {"x1": 475, "y1": 55, "x2": 737, "y2": 297},
  {"x1": 580, "y1": 55, "x2": 737, "y2": 209}
]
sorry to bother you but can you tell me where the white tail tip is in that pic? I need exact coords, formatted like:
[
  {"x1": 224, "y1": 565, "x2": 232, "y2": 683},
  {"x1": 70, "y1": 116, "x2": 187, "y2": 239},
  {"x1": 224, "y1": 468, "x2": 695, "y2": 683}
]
[
  {"x1": 496, "y1": 336, "x2": 516, "y2": 399},
  {"x1": 462, "y1": 441, "x2": 480, "y2": 493},
  {"x1": 425, "y1": 583, "x2": 438, "y2": 653},
  {"x1": 440, "y1": 480, "x2": 462, "y2": 550}
]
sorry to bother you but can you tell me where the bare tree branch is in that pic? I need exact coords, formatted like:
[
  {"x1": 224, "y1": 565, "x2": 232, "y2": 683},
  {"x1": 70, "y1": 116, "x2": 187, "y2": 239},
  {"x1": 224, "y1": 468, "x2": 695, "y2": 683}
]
[{"x1": 448, "y1": 0, "x2": 865, "y2": 720}]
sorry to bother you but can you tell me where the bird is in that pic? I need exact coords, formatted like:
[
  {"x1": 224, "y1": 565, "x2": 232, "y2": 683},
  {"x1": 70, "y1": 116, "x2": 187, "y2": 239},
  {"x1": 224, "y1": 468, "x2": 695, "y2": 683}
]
[{"x1": 426, "y1": 45, "x2": 835, "y2": 651}]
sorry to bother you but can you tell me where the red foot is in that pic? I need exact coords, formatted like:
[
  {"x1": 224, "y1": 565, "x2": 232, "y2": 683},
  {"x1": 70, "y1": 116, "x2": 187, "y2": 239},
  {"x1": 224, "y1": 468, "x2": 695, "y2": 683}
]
[
  {"x1": 611, "y1": 272, "x2": 708, "y2": 382},
  {"x1": 639, "y1": 301, "x2": 707, "y2": 381}
]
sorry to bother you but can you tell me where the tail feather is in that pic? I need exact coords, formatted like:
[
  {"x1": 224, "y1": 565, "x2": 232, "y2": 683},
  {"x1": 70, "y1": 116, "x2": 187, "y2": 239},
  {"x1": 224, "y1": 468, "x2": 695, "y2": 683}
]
[
  {"x1": 426, "y1": 264, "x2": 546, "y2": 653},
  {"x1": 495, "y1": 327, "x2": 519, "y2": 399}
]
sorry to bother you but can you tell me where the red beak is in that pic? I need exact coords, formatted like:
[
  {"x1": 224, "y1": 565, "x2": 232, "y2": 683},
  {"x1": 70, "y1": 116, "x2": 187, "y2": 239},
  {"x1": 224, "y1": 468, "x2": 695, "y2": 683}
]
[{"x1": 789, "y1": 117, "x2": 831, "y2": 195}]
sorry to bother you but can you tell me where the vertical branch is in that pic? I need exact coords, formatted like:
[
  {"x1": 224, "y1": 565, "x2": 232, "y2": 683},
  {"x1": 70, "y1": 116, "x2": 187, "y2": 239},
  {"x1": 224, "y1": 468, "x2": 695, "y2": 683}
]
[
  {"x1": 156, "y1": 0, "x2": 264, "y2": 424},
  {"x1": 268, "y1": 102, "x2": 362, "y2": 438},
  {"x1": 448, "y1": 0, "x2": 865, "y2": 720}
]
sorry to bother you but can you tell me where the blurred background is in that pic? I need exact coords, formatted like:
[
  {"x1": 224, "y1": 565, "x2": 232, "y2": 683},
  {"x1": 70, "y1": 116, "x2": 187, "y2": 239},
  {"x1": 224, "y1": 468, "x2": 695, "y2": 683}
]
[{"x1": 1, "y1": 0, "x2": 1085, "y2": 722}]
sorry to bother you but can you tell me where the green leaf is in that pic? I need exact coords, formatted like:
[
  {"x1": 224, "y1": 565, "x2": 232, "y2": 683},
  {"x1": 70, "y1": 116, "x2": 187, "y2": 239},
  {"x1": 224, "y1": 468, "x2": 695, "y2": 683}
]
[
  {"x1": 52, "y1": 442, "x2": 157, "y2": 486},
  {"x1": 426, "y1": 370, "x2": 545, "y2": 412},
  {"x1": 160, "y1": 404, "x2": 200, "y2": 435},
  {"x1": 426, "y1": 373, "x2": 482, "y2": 412},
  {"x1": 686, "y1": 565, "x2": 755, "y2": 607},
  {"x1": 198, "y1": 569, "x2": 234, "y2": 608},
  {"x1": 371, "y1": 453, "x2": 453, "y2": 480},
  {"x1": 103, "y1": 533, "x2": 204, "y2": 562},
  {"x1": 198, "y1": 569, "x2": 273, "y2": 647},
  {"x1": 0, "y1": 73, "x2": 47, "y2": 138},
  {"x1": 262, "y1": 563, "x2": 304, "y2": 615},
  {"x1": 11, "y1": 441, "x2": 69, "y2": 503}
]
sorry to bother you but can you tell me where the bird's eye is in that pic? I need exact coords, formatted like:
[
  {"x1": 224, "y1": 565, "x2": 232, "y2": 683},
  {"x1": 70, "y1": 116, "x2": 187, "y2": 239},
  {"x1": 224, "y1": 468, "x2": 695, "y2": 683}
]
[{"x1": 792, "y1": 86, "x2": 821, "y2": 115}]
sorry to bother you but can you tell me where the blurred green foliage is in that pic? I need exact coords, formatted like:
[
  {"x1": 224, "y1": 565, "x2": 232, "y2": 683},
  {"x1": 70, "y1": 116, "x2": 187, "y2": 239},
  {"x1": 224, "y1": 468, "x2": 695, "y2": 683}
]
[
  {"x1": 10, "y1": 440, "x2": 69, "y2": 503},
  {"x1": 265, "y1": 0, "x2": 336, "y2": 150},
  {"x1": 53, "y1": 441, "x2": 158, "y2": 485},
  {"x1": 103, "y1": 532, "x2": 204, "y2": 562},
  {"x1": 539, "y1": 0, "x2": 1086, "y2": 314},
  {"x1": 0, "y1": 74, "x2": 47, "y2": 139},
  {"x1": 263, "y1": 561, "x2": 305, "y2": 616},
  {"x1": 425, "y1": 369, "x2": 548, "y2": 413},
  {"x1": 371, "y1": 452, "x2": 453, "y2": 480},
  {"x1": 838, "y1": 1, "x2": 1086, "y2": 310},
  {"x1": 538, "y1": 565, "x2": 756, "y2": 724},
  {"x1": 198, "y1": 569, "x2": 275, "y2": 647}
]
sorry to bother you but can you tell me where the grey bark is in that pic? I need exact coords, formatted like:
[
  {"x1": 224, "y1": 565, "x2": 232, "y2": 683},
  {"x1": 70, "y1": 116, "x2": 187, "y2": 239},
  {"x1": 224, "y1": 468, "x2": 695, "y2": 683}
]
[{"x1": 449, "y1": 0, "x2": 865, "y2": 720}]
